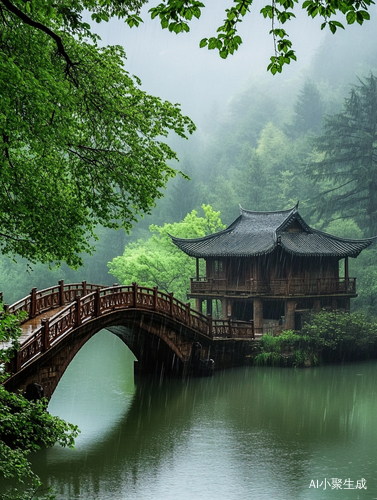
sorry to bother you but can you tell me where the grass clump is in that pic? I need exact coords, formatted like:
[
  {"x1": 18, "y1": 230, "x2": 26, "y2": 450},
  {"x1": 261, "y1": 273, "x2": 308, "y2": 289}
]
[{"x1": 254, "y1": 311, "x2": 377, "y2": 367}]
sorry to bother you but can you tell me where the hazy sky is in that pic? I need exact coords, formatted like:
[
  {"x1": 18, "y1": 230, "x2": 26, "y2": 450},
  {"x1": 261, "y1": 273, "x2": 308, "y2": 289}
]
[{"x1": 88, "y1": 1, "x2": 326, "y2": 124}]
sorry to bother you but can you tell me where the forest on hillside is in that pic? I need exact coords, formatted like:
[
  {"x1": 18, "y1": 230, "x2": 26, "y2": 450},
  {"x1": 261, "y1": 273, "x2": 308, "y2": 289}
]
[{"x1": 2, "y1": 20, "x2": 377, "y2": 317}]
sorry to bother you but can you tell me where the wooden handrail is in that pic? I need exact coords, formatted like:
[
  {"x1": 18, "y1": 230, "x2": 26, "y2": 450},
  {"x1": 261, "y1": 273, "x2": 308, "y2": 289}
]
[
  {"x1": 8, "y1": 281, "x2": 105, "y2": 322},
  {"x1": 191, "y1": 277, "x2": 357, "y2": 295}
]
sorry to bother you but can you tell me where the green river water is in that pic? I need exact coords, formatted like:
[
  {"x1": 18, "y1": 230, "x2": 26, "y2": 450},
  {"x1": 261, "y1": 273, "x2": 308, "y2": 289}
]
[{"x1": 30, "y1": 330, "x2": 377, "y2": 500}]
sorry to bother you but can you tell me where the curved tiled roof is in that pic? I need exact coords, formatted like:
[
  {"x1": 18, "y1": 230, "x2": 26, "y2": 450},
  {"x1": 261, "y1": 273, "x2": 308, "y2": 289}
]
[{"x1": 171, "y1": 204, "x2": 376, "y2": 258}]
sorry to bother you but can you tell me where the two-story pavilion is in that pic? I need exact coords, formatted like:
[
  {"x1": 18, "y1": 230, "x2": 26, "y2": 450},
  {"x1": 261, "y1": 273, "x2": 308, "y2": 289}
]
[{"x1": 171, "y1": 204, "x2": 376, "y2": 335}]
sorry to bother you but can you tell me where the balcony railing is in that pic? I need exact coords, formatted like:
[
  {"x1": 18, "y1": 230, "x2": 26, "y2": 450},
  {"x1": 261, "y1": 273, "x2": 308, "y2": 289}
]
[{"x1": 190, "y1": 277, "x2": 356, "y2": 296}]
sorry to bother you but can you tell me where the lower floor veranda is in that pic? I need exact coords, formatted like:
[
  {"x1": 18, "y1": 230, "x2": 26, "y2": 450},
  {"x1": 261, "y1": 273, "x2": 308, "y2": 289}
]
[{"x1": 193, "y1": 294, "x2": 352, "y2": 335}]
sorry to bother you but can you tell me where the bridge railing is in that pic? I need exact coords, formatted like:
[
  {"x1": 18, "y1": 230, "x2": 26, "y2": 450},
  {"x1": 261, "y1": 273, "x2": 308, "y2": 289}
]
[
  {"x1": 212, "y1": 319, "x2": 255, "y2": 339},
  {"x1": 6, "y1": 282, "x2": 254, "y2": 373},
  {"x1": 8, "y1": 281, "x2": 104, "y2": 323}
]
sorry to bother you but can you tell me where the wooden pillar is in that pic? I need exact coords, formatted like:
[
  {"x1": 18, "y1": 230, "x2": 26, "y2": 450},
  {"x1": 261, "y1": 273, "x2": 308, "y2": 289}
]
[
  {"x1": 16, "y1": 350, "x2": 22, "y2": 372},
  {"x1": 227, "y1": 300, "x2": 233, "y2": 319},
  {"x1": 206, "y1": 298, "x2": 212, "y2": 316},
  {"x1": 169, "y1": 292, "x2": 174, "y2": 316},
  {"x1": 41, "y1": 318, "x2": 50, "y2": 352},
  {"x1": 253, "y1": 299, "x2": 263, "y2": 335},
  {"x1": 132, "y1": 282, "x2": 138, "y2": 307},
  {"x1": 345, "y1": 256, "x2": 349, "y2": 280},
  {"x1": 75, "y1": 296, "x2": 82, "y2": 327},
  {"x1": 221, "y1": 298, "x2": 228, "y2": 320},
  {"x1": 285, "y1": 300, "x2": 296, "y2": 330},
  {"x1": 59, "y1": 280, "x2": 64, "y2": 306},
  {"x1": 207, "y1": 314, "x2": 213, "y2": 337},
  {"x1": 153, "y1": 287, "x2": 158, "y2": 311},
  {"x1": 345, "y1": 256, "x2": 349, "y2": 291},
  {"x1": 313, "y1": 299, "x2": 321, "y2": 313},
  {"x1": 30, "y1": 287, "x2": 37, "y2": 318},
  {"x1": 195, "y1": 298, "x2": 201, "y2": 313},
  {"x1": 186, "y1": 302, "x2": 191, "y2": 326},
  {"x1": 196, "y1": 258, "x2": 200, "y2": 281},
  {"x1": 345, "y1": 297, "x2": 351, "y2": 312},
  {"x1": 95, "y1": 288, "x2": 101, "y2": 317}
]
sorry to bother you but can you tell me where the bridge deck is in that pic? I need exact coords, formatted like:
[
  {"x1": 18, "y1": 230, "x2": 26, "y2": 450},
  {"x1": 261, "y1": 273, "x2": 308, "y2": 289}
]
[
  {"x1": 1, "y1": 306, "x2": 66, "y2": 350},
  {"x1": 19, "y1": 306, "x2": 66, "y2": 340}
]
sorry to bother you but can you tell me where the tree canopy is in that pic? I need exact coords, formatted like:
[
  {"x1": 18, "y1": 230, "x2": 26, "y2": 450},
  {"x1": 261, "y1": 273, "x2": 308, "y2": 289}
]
[
  {"x1": 108, "y1": 205, "x2": 225, "y2": 301},
  {"x1": 0, "y1": 0, "x2": 195, "y2": 268}
]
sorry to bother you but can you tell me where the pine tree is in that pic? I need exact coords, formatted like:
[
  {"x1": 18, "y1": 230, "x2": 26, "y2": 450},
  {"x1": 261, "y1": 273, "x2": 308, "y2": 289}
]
[
  {"x1": 309, "y1": 75, "x2": 377, "y2": 237},
  {"x1": 286, "y1": 81, "x2": 324, "y2": 138}
]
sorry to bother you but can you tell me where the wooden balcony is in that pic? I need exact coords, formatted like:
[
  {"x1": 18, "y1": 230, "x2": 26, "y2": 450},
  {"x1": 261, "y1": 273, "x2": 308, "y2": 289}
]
[{"x1": 190, "y1": 277, "x2": 356, "y2": 297}]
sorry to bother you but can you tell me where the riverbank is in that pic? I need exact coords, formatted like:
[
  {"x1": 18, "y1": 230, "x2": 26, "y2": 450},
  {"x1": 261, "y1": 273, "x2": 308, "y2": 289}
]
[{"x1": 253, "y1": 310, "x2": 377, "y2": 368}]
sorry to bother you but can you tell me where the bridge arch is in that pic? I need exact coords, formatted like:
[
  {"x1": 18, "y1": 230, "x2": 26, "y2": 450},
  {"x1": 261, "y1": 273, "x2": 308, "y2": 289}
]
[{"x1": 5, "y1": 308, "x2": 214, "y2": 399}]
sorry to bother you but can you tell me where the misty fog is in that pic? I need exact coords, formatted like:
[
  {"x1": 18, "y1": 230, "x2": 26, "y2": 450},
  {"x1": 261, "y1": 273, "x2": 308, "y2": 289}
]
[{"x1": 3, "y1": 1, "x2": 377, "y2": 315}]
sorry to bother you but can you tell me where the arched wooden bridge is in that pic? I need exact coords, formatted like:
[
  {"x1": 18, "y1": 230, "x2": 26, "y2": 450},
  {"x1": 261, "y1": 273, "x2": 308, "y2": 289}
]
[{"x1": 3, "y1": 281, "x2": 255, "y2": 399}]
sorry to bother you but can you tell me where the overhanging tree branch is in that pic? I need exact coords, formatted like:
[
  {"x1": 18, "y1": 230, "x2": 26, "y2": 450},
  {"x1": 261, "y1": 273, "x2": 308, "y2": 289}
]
[{"x1": 0, "y1": 0, "x2": 78, "y2": 83}]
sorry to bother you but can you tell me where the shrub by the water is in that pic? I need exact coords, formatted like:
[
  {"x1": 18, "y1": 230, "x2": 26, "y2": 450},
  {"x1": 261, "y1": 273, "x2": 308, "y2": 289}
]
[{"x1": 254, "y1": 311, "x2": 377, "y2": 367}]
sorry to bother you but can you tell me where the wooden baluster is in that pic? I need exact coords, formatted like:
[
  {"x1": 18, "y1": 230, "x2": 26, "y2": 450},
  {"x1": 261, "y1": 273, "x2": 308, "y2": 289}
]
[
  {"x1": 41, "y1": 318, "x2": 50, "y2": 352},
  {"x1": 207, "y1": 314, "x2": 213, "y2": 338},
  {"x1": 112, "y1": 284, "x2": 118, "y2": 308},
  {"x1": 228, "y1": 316, "x2": 232, "y2": 338},
  {"x1": 30, "y1": 287, "x2": 37, "y2": 318},
  {"x1": 75, "y1": 296, "x2": 82, "y2": 327},
  {"x1": 169, "y1": 292, "x2": 174, "y2": 316},
  {"x1": 95, "y1": 288, "x2": 101, "y2": 317},
  {"x1": 16, "y1": 350, "x2": 22, "y2": 372},
  {"x1": 186, "y1": 303, "x2": 191, "y2": 326},
  {"x1": 345, "y1": 256, "x2": 349, "y2": 291},
  {"x1": 153, "y1": 287, "x2": 158, "y2": 311},
  {"x1": 81, "y1": 280, "x2": 87, "y2": 297},
  {"x1": 59, "y1": 279, "x2": 65, "y2": 306},
  {"x1": 132, "y1": 282, "x2": 138, "y2": 307},
  {"x1": 5, "y1": 350, "x2": 17, "y2": 374}
]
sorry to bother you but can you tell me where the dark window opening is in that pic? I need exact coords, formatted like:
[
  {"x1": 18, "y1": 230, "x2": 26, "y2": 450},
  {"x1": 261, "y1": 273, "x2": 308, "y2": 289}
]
[
  {"x1": 232, "y1": 301, "x2": 253, "y2": 321},
  {"x1": 263, "y1": 301, "x2": 285, "y2": 320}
]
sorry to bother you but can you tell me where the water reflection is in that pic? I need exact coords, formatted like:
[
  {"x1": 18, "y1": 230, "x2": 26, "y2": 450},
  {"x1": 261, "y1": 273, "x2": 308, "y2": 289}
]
[{"x1": 31, "y1": 331, "x2": 377, "y2": 500}]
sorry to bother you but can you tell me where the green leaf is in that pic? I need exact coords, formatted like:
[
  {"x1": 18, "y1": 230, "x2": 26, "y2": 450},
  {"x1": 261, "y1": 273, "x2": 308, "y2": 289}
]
[
  {"x1": 208, "y1": 37, "x2": 218, "y2": 50},
  {"x1": 346, "y1": 10, "x2": 356, "y2": 24}
]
